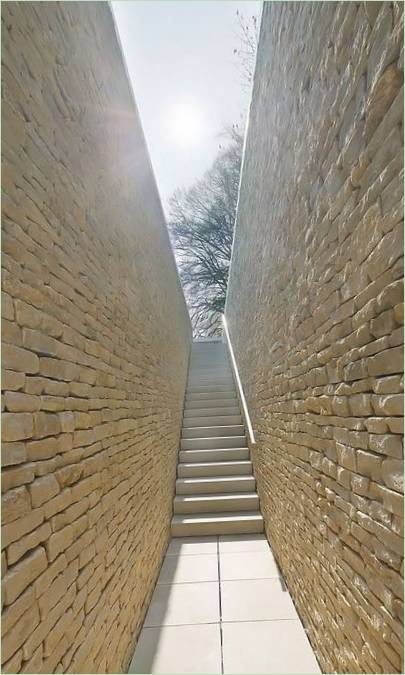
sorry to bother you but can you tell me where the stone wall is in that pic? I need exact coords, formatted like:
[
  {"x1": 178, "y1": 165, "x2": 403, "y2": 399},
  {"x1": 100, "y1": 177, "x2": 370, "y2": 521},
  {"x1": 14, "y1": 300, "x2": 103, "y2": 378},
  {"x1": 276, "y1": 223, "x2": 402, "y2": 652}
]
[
  {"x1": 226, "y1": 2, "x2": 403, "y2": 672},
  {"x1": 1, "y1": 3, "x2": 192, "y2": 672}
]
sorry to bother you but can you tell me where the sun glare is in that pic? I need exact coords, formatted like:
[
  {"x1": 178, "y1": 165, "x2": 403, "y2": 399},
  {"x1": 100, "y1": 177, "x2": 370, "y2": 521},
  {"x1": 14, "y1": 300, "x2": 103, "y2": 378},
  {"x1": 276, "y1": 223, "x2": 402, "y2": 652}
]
[{"x1": 167, "y1": 101, "x2": 204, "y2": 147}]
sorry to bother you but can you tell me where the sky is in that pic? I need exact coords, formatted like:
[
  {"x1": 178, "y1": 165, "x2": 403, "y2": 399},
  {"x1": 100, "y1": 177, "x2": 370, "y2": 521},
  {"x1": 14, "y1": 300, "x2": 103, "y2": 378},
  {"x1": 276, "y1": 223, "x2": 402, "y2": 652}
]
[{"x1": 111, "y1": 1, "x2": 261, "y2": 215}]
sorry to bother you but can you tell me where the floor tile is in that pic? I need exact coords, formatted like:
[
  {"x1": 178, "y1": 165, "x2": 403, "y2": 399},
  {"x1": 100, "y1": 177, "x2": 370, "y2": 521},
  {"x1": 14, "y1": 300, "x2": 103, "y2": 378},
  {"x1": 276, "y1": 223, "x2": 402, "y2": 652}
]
[
  {"x1": 166, "y1": 536, "x2": 218, "y2": 556},
  {"x1": 131, "y1": 535, "x2": 320, "y2": 674},
  {"x1": 129, "y1": 623, "x2": 222, "y2": 674},
  {"x1": 219, "y1": 533, "x2": 269, "y2": 553},
  {"x1": 221, "y1": 578, "x2": 299, "y2": 622},
  {"x1": 144, "y1": 581, "x2": 220, "y2": 627},
  {"x1": 222, "y1": 620, "x2": 321, "y2": 674},
  {"x1": 220, "y1": 550, "x2": 279, "y2": 580},
  {"x1": 158, "y1": 554, "x2": 218, "y2": 584}
]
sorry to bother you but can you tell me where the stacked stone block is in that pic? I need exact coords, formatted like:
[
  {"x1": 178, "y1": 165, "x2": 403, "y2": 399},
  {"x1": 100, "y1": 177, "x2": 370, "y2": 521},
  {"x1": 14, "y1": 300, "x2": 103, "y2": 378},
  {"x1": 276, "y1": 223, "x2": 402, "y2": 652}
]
[
  {"x1": 1, "y1": 2, "x2": 191, "y2": 672},
  {"x1": 226, "y1": 2, "x2": 403, "y2": 672}
]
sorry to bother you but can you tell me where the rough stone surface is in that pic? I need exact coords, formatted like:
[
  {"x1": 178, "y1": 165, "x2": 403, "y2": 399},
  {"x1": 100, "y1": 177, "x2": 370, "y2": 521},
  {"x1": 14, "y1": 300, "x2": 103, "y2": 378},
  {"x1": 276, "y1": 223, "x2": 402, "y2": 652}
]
[
  {"x1": 226, "y1": 3, "x2": 403, "y2": 673},
  {"x1": 1, "y1": 2, "x2": 191, "y2": 672}
]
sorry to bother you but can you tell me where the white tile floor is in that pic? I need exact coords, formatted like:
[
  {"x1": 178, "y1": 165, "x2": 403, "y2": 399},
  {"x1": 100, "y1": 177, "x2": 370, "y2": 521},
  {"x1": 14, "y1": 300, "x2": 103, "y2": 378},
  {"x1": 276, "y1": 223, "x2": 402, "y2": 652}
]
[{"x1": 128, "y1": 534, "x2": 321, "y2": 674}]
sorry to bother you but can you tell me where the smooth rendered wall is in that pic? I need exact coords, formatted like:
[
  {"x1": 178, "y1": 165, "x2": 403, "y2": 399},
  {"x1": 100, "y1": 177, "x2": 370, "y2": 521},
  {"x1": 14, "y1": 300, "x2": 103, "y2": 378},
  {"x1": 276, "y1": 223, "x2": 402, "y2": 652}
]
[
  {"x1": 1, "y1": 2, "x2": 192, "y2": 672},
  {"x1": 226, "y1": 2, "x2": 403, "y2": 672}
]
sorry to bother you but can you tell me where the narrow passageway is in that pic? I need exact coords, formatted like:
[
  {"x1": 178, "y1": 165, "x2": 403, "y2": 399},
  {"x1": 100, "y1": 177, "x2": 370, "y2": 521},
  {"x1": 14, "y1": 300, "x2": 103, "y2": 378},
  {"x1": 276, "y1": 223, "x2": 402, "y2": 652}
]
[
  {"x1": 129, "y1": 533, "x2": 321, "y2": 674},
  {"x1": 129, "y1": 339, "x2": 321, "y2": 673},
  {"x1": 2, "y1": 3, "x2": 403, "y2": 672}
]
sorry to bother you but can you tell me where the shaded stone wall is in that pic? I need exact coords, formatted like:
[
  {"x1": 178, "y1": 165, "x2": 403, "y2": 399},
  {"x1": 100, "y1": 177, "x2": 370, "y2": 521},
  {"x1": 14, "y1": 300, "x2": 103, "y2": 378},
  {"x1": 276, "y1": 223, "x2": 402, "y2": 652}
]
[
  {"x1": 1, "y1": 3, "x2": 192, "y2": 672},
  {"x1": 226, "y1": 2, "x2": 403, "y2": 672}
]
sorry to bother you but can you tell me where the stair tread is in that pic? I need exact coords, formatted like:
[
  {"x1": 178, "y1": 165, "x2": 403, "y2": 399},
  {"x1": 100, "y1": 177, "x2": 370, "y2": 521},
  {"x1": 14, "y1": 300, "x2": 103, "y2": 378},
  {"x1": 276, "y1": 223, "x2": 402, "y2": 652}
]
[
  {"x1": 184, "y1": 405, "x2": 239, "y2": 410},
  {"x1": 180, "y1": 447, "x2": 249, "y2": 454},
  {"x1": 182, "y1": 425, "x2": 244, "y2": 432},
  {"x1": 180, "y1": 447, "x2": 249, "y2": 452},
  {"x1": 172, "y1": 511, "x2": 263, "y2": 523},
  {"x1": 183, "y1": 416, "x2": 242, "y2": 425},
  {"x1": 179, "y1": 449, "x2": 250, "y2": 463},
  {"x1": 183, "y1": 408, "x2": 240, "y2": 416},
  {"x1": 185, "y1": 398, "x2": 240, "y2": 410},
  {"x1": 181, "y1": 434, "x2": 245, "y2": 443},
  {"x1": 174, "y1": 491, "x2": 258, "y2": 501},
  {"x1": 185, "y1": 399, "x2": 238, "y2": 404},
  {"x1": 177, "y1": 475, "x2": 254, "y2": 483},
  {"x1": 180, "y1": 436, "x2": 247, "y2": 450},
  {"x1": 182, "y1": 425, "x2": 245, "y2": 439},
  {"x1": 178, "y1": 459, "x2": 252, "y2": 478},
  {"x1": 187, "y1": 393, "x2": 236, "y2": 397},
  {"x1": 186, "y1": 392, "x2": 236, "y2": 397},
  {"x1": 187, "y1": 383, "x2": 234, "y2": 387},
  {"x1": 179, "y1": 460, "x2": 252, "y2": 468}
]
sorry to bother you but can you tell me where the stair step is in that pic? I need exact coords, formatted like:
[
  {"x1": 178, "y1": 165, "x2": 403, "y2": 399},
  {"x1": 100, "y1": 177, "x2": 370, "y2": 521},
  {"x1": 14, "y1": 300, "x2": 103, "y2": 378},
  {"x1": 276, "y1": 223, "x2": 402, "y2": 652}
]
[
  {"x1": 188, "y1": 378, "x2": 234, "y2": 387},
  {"x1": 178, "y1": 460, "x2": 252, "y2": 478},
  {"x1": 181, "y1": 435, "x2": 246, "y2": 450},
  {"x1": 186, "y1": 377, "x2": 235, "y2": 391},
  {"x1": 182, "y1": 425, "x2": 245, "y2": 439},
  {"x1": 188, "y1": 367, "x2": 232, "y2": 380},
  {"x1": 173, "y1": 492, "x2": 259, "y2": 513},
  {"x1": 171, "y1": 511, "x2": 263, "y2": 536},
  {"x1": 179, "y1": 448, "x2": 249, "y2": 463},
  {"x1": 182, "y1": 415, "x2": 243, "y2": 428},
  {"x1": 176, "y1": 475, "x2": 255, "y2": 494},
  {"x1": 187, "y1": 383, "x2": 235, "y2": 393},
  {"x1": 185, "y1": 398, "x2": 239, "y2": 411},
  {"x1": 186, "y1": 391, "x2": 236, "y2": 402},
  {"x1": 183, "y1": 406, "x2": 240, "y2": 418},
  {"x1": 188, "y1": 372, "x2": 232, "y2": 378}
]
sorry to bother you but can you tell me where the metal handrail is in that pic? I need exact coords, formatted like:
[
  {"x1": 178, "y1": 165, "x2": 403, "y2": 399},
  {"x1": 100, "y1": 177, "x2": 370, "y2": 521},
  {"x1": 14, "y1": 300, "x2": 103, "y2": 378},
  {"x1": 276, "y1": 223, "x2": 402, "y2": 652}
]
[{"x1": 221, "y1": 314, "x2": 256, "y2": 447}]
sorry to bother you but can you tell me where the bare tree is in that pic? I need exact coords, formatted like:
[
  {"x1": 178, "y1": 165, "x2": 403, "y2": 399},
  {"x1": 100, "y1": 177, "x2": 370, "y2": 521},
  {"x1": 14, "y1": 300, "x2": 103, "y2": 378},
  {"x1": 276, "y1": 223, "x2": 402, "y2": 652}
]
[
  {"x1": 169, "y1": 128, "x2": 243, "y2": 337},
  {"x1": 168, "y1": 13, "x2": 259, "y2": 337},
  {"x1": 233, "y1": 10, "x2": 260, "y2": 90}
]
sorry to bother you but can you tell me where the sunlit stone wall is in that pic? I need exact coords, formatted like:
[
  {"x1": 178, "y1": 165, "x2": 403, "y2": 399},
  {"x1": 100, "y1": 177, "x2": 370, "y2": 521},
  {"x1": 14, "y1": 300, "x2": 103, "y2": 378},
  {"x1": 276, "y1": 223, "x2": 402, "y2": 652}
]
[
  {"x1": 1, "y1": 2, "x2": 192, "y2": 672},
  {"x1": 226, "y1": 2, "x2": 403, "y2": 672}
]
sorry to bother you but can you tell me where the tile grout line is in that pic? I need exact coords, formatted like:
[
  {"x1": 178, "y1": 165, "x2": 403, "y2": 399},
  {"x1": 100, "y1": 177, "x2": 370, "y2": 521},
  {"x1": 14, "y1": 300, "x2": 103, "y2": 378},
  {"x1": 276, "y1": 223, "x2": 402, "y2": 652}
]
[
  {"x1": 156, "y1": 574, "x2": 281, "y2": 586},
  {"x1": 157, "y1": 579, "x2": 219, "y2": 586},
  {"x1": 165, "y1": 552, "x2": 218, "y2": 557},
  {"x1": 217, "y1": 536, "x2": 224, "y2": 675},
  {"x1": 143, "y1": 616, "x2": 303, "y2": 630}
]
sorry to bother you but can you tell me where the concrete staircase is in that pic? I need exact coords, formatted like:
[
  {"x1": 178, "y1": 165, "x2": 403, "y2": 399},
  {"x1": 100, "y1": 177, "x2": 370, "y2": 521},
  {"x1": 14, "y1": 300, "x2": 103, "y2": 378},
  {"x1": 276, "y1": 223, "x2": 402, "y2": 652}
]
[{"x1": 171, "y1": 339, "x2": 263, "y2": 536}]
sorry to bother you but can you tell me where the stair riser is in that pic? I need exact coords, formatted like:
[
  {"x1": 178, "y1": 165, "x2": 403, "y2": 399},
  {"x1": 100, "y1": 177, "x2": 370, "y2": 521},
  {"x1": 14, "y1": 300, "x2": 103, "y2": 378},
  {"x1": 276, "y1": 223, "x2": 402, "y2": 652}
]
[
  {"x1": 186, "y1": 375, "x2": 235, "y2": 389},
  {"x1": 188, "y1": 368, "x2": 231, "y2": 375},
  {"x1": 181, "y1": 436, "x2": 246, "y2": 450},
  {"x1": 171, "y1": 518, "x2": 263, "y2": 537},
  {"x1": 183, "y1": 407, "x2": 240, "y2": 418},
  {"x1": 182, "y1": 425, "x2": 244, "y2": 439},
  {"x1": 179, "y1": 448, "x2": 249, "y2": 463},
  {"x1": 188, "y1": 370, "x2": 232, "y2": 375},
  {"x1": 178, "y1": 462, "x2": 252, "y2": 477},
  {"x1": 184, "y1": 404, "x2": 240, "y2": 413},
  {"x1": 176, "y1": 477, "x2": 256, "y2": 494},
  {"x1": 187, "y1": 378, "x2": 234, "y2": 386},
  {"x1": 185, "y1": 398, "x2": 239, "y2": 410},
  {"x1": 182, "y1": 415, "x2": 243, "y2": 428},
  {"x1": 187, "y1": 383, "x2": 235, "y2": 393},
  {"x1": 174, "y1": 495, "x2": 259, "y2": 513},
  {"x1": 186, "y1": 391, "x2": 236, "y2": 401}
]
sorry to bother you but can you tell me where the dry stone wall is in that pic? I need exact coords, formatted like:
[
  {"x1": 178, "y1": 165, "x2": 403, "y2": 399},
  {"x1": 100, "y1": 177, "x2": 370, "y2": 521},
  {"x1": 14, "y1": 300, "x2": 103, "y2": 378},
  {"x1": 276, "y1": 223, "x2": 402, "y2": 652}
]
[
  {"x1": 226, "y1": 2, "x2": 403, "y2": 673},
  {"x1": 1, "y1": 2, "x2": 192, "y2": 672}
]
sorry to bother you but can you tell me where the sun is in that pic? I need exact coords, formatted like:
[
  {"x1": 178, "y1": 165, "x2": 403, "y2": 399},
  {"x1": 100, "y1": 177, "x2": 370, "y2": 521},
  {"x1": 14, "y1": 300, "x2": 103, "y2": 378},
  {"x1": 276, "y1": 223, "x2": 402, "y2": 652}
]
[{"x1": 167, "y1": 100, "x2": 204, "y2": 147}]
